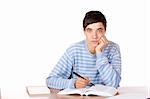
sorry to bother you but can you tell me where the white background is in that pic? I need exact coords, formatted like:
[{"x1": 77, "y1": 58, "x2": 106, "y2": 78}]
[{"x1": 0, "y1": 0, "x2": 150, "y2": 95}]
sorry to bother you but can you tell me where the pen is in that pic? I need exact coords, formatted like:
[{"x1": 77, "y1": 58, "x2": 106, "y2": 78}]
[{"x1": 73, "y1": 72, "x2": 95, "y2": 86}]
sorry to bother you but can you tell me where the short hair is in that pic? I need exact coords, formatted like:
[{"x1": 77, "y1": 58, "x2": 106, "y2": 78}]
[{"x1": 83, "y1": 11, "x2": 107, "y2": 30}]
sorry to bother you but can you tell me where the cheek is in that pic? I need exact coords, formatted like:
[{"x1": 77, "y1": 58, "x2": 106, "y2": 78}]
[
  {"x1": 88, "y1": 36, "x2": 93, "y2": 41},
  {"x1": 98, "y1": 33, "x2": 104, "y2": 38},
  {"x1": 85, "y1": 34, "x2": 91, "y2": 40}
]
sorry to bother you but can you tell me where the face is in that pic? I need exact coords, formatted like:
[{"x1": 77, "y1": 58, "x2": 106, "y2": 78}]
[{"x1": 84, "y1": 22, "x2": 106, "y2": 49}]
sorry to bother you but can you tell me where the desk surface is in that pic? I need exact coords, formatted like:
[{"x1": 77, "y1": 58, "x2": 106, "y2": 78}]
[
  {"x1": 1, "y1": 86, "x2": 149, "y2": 99},
  {"x1": 0, "y1": 88, "x2": 1, "y2": 99}
]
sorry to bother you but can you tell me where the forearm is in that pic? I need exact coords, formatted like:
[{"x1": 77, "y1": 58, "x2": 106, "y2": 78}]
[
  {"x1": 46, "y1": 76, "x2": 76, "y2": 89},
  {"x1": 46, "y1": 47, "x2": 76, "y2": 89},
  {"x1": 99, "y1": 64, "x2": 121, "y2": 87},
  {"x1": 96, "y1": 52, "x2": 121, "y2": 88},
  {"x1": 49, "y1": 88, "x2": 61, "y2": 93}
]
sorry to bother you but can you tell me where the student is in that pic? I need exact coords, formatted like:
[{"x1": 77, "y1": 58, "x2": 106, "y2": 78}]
[{"x1": 46, "y1": 11, "x2": 121, "y2": 93}]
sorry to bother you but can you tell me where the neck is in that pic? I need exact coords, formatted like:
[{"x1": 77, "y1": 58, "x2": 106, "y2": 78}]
[{"x1": 87, "y1": 43, "x2": 95, "y2": 54}]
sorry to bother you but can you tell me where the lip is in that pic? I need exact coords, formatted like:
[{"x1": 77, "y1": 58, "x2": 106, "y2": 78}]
[
  {"x1": 91, "y1": 41, "x2": 98, "y2": 43},
  {"x1": 91, "y1": 41, "x2": 98, "y2": 45}
]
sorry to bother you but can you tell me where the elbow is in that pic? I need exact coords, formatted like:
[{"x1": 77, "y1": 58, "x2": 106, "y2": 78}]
[
  {"x1": 46, "y1": 76, "x2": 62, "y2": 93},
  {"x1": 46, "y1": 76, "x2": 52, "y2": 88},
  {"x1": 114, "y1": 76, "x2": 121, "y2": 88},
  {"x1": 108, "y1": 74, "x2": 121, "y2": 88}
]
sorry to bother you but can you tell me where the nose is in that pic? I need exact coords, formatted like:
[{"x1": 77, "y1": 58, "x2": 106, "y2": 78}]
[{"x1": 92, "y1": 32, "x2": 97, "y2": 39}]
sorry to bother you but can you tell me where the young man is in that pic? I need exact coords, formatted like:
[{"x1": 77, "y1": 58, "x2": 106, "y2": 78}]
[{"x1": 46, "y1": 11, "x2": 121, "y2": 93}]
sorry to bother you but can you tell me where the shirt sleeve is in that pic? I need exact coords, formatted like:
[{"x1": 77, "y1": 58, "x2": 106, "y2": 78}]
[
  {"x1": 46, "y1": 48, "x2": 76, "y2": 89},
  {"x1": 96, "y1": 44, "x2": 121, "y2": 88}
]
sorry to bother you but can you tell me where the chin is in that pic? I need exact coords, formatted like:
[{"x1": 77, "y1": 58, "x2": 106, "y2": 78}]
[{"x1": 92, "y1": 44, "x2": 98, "y2": 48}]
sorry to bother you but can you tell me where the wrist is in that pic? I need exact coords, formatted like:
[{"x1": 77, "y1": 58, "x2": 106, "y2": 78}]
[
  {"x1": 68, "y1": 79, "x2": 76, "y2": 89},
  {"x1": 96, "y1": 48, "x2": 102, "y2": 53},
  {"x1": 96, "y1": 51, "x2": 103, "y2": 58}
]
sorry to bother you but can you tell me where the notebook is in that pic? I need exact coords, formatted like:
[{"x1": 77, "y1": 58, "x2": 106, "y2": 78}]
[
  {"x1": 58, "y1": 84, "x2": 118, "y2": 97},
  {"x1": 26, "y1": 86, "x2": 50, "y2": 96}
]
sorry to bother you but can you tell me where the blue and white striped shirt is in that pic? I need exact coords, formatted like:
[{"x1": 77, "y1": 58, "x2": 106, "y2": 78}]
[{"x1": 46, "y1": 40, "x2": 121, "y2": 89}]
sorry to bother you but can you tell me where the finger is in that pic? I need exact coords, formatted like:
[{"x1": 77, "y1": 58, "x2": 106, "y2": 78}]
[
  {"x1": 102, "y1": 36, "x2": 109, "y2": 43},
  {"x1": 78, "y1": 76, "x2": 90, "y2": 82},
  {"x1": 76, "y1": 81, "x2": 87, "y2": 88},
  {"x1": 98, "y1": 40, "x2": 101, "y2": 44},
  {"x1": 78, "y1": 78, "x2": 90, "y2": 85},
  {"x1": 77, "y1": 81, "x2": 87, "y2": 85},
  {"x1": 75, "y1": 81, "x2": 85, "y2": 88},
  {"x1": 101, "y1": 37, "x2": 108, "y2": 44},
  {"x1": 77, "y1": 78, "x2": 87, "y2": 84},
  {"x1": 76, "y1": 83, "x2": 86, "y2": 88},
  {"x1": 83, "y1": 77, "x2": 90, "y2": 82},
  {"x1": 78, "y1": 79, "x2": 90, "y2": 84},
  {"x1": 99, "y1": 39, "x2": 105, "y2": 46},
  {"x1": 99, "y1": 36, "x2": 105, "y2": 43},
  {"x1": 100, "y1": 37, "x2": 105, "y2": 43},
  {"x1": 78, "y1": 77, "x2": 86, "y2": 82},
  {"x1": 99, "y1": 35, "x2": 104, "y2": 42}
]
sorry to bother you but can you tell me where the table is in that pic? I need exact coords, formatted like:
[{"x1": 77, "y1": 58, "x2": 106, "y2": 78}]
[
  {"x1": 1, "y1": 86, "x2": 149, "y2": 99},
  {"x1": 107, "y1": 86, "x2": 148, "y2": 99},
  {"x1": 0, "y1": 88, "x2": 1, "y2": 99}
]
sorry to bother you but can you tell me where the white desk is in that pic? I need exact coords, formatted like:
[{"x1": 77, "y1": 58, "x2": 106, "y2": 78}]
[
  {"x1": 107, "y1": 86, "x2": 148, "y2": 99},
  {"x1": 0, "y1": 88, "x2": 1, "y2": 99},
  {"x1": 1, "y1": 86, "x2": 149, "y2": 99}
]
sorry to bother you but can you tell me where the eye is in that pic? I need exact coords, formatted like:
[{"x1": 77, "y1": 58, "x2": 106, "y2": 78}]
[
  {"x1": 97, "y1": 28, "x2": 103, "y2": 33},
  {"x1": 86, "y1": 28, "x2": 92, "y2": 33}
]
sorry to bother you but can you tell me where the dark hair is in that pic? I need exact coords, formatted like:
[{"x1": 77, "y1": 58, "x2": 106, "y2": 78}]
[{"x1": 83, "y1": 11, "x2": 107, "y2": 30}]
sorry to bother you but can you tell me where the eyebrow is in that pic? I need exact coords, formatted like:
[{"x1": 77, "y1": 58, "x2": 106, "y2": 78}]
[
  {"x1": 86, "y1": 27, "x2": 103, "y2": 31},
  {"x1": 97, "y1": 28, "x2": 103, "y2": 30},
  {"x1": 86, "y1": 28, "x2": 92, "y2": 30},
  {"x1": 85, "y1": 28, "x2": 92, "y2": 31}
]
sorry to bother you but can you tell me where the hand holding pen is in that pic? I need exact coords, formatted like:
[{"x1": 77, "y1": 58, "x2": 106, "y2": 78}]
[{"x1": 73, "y1": 72, "x2": 95, "y2": 88}]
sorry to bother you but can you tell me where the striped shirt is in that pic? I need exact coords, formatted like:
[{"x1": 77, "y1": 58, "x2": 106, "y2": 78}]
[{"x1": 46, "y1": 40, "x2": 121, "y2": 89}]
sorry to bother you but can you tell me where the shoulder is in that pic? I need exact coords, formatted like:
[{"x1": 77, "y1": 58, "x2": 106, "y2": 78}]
[
  {"x1": 65, "y1": 40, "x2": 85, "y2": 54},
  {"x1": 67, "y1": 40, "x2": 85, "y2": 51},
  {"x1": 70, "y1": 40, "x2": 85, "y2": 48},
  {"x1": 108, "y1": 41, "x2": 120, "y2": 49},
  {"x1": 103, "y1": 41, "x2": 121, "y2": 59},
  {"x1": 105, "y1": 41, "x2": 120, "y2": 52}
]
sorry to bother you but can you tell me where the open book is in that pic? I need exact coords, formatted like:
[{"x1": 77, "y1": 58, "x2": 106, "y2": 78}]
[
  {"x1": 26, "y1": 86, "x2": 50, "y2": 96},
  {"x1": 58, "y1": 84, "x2": 118, "y2": 97}
]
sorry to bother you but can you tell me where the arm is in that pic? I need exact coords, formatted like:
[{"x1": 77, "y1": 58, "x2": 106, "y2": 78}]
[
  {"x1": 96, "y1": 44, "x2": 121, "y2": 88},
  {"x1": 49, "y1": 88, "x2": 61, "y2": 93},
  {"x1": 46, "y1": 48, "x2": 76, "y2": 90}
]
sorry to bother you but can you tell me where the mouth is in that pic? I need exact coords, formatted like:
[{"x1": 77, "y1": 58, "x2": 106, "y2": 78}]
[
  {"x1": 91, "y1": 41, "x2": 99, "y2": 46},
  {"x1": 91, "y1": 41, "x2": 98, "y2": 43}
]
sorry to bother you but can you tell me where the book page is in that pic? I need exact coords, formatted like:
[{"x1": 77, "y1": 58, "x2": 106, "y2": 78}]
[
  {"x1": 58, "y1": 84, "x2": 118, "y2": 97},
  {"x1": 57, "y1": 88, "x2": 87, "y2": 95},
  {"x1": 85, "y1": 84, "x2": 118, "y2": 97},
  {"x1": 26, "y1": 86, "x2": 50, "y2": 96}
]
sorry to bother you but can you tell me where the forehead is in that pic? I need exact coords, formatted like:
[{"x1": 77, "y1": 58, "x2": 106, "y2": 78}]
[{"x1": 85, "y1": 22, "x2": 104, "y2": 30}]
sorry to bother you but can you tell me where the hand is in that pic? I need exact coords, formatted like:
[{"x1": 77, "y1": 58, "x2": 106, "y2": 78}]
[
  {"x1": 74, "y1": 77, "x2": 90, "y2": 88},
  {"x1": 95, "y1": 35, "x2": 109, "y2": 53}
]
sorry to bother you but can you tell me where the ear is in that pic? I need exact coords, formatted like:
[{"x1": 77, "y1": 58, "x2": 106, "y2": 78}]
[
  {"x1": 103, "y1": 31, "x2": 106, "y2": 35},
  {"x1": 84, "y1": 30, "x2": 86, "y2": 35}
]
